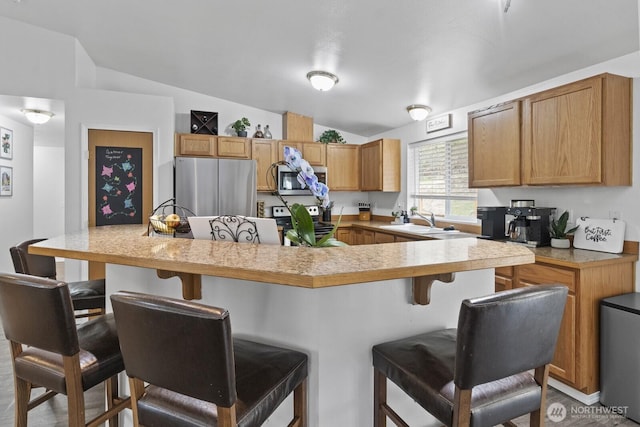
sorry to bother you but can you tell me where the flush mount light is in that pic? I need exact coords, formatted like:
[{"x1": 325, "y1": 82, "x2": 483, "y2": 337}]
[
  {"x1": 306, "y1": 70, "x2": 339, "y2": 91},
  {"x1": 21, "y1": 109, "x2": 54, "y2": 124},
  {"x1": 406, "y1": 104, "x2": 432, "y2": 121}
]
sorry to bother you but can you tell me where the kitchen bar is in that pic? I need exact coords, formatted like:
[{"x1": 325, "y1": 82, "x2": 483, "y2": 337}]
[{"x1": 30, "y1": 225, "x2": 534, "y2": 426}]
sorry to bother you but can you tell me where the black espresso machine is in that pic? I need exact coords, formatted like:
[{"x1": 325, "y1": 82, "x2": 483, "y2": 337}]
[{"x1": 505, "y1": 206, "x2": 555, "y2": 247}]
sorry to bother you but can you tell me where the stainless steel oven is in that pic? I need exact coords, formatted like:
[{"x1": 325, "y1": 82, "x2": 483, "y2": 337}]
[{"x1": 277, "y1": 165, "x2": 327, "y2": 196}]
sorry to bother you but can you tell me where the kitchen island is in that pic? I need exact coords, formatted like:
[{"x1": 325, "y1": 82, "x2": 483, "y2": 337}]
[{"x1": 30, "y1": 225, "x2": 534, "y2": 427}]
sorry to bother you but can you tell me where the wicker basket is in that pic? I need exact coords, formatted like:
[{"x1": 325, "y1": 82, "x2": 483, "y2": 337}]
[{"x1": 148, "y1": 199, "x2": 194, "y2": 236}]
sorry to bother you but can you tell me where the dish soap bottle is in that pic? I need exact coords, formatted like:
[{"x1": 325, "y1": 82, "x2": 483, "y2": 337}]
[
  {"x1": 253, "y1": 124, "x2": 264, "y2": 138},
  {"x1": 264, "y1": 124, "x2": 272, "y2": 139}
]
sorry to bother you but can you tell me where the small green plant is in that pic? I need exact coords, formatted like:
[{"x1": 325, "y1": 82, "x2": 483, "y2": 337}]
[
  {"x1": 549, "y1": 211, "x2": 579, "y2": 239},
  {"x1": 318, "y1": 129, "x2": 346, "y2": 144},
  {"x1": 410, "y1": 206, "x2": 418, "y2": 216},
  {"x1": 231, "y1": 117, "x2": 251, "y2": 133}
]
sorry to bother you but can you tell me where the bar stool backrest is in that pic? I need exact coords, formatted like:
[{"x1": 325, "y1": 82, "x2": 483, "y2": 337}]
[
  {"x1": 111, "y1": 291, "x2": 237, "y2": 406},
  {"x1": 10, "y1": 238, "x2": 57, "y2": 279}
]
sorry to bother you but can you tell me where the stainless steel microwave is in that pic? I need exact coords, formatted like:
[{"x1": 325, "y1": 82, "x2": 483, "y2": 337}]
[{"x1": 277, "y1": 165, "x2": 328, "y2": 195}]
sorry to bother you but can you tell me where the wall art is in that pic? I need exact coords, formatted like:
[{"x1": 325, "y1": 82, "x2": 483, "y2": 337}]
[
  {"x1": 0, "y1": 166, "x2": 12, "y2": 196},
  {"x1": 1, "y1": 127, "x2": 13, "y2": 159}
]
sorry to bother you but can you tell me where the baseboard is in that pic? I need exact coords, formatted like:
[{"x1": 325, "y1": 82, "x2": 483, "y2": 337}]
[{"x1": 549, "y1": 378, "x2": 600, "y2": 405}]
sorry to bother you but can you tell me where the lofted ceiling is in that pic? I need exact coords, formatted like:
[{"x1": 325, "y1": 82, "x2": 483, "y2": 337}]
[{"x1": 0, "y1": 0, "x2": 638, "y2": 137}]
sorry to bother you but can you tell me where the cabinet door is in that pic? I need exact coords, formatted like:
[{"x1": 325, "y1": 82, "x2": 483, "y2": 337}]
[
  {"x1": 217, "y1": 137, "x2": 250, "y2": 159},
  {"x1": 302, "y1": 142, "x2": 326, "y2": 166},
  {"x1": 336, "y1": 228, "x2": 352, "y2": 245},
  {"x1": 517, "y1": 264, "x2": 576, "y2": 384},
  {"x1": 326, "y1": 145, "x2": 360, "y2": 191},
  {"x1": 522, "y1": 77, "x2": 602, "y2": 185},
  {"x1": 360, "y1": 139, "x2": 401, "y2": 192},
  {"x1": 251, "y1": 139, "x2": 277, "y2": 192},
  {"x1": 277, "y1": 141, "x2": 304, "y2": 161},
  {"x1": 176, "y1": 134, "x2": 216, "y2": 157},
  {"x1": 374, "y1": 232, "x2": 395, "y2": 244},
  {"x1": 468, "y1": 101, "x2": 520, "y2": 187}
]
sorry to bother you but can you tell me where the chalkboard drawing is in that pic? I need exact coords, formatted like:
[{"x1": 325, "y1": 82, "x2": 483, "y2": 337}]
[{"x1": 95, "y1": 147, "x2": 143, "y2": 226}]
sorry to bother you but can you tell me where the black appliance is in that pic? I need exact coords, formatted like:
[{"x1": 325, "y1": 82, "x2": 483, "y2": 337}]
[
  {"x1": 272, "y1": 205, "x2": 335, "y2": 245},
  {"x1": 505, "y1": 206, "x2": 555, "y2": 247},
  {"x1": 477, "y1": 206, "x2": 507, "y2": 239}
]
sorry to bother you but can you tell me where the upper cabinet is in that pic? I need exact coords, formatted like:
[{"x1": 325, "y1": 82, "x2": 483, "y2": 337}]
[
  {"x1": 360, "y1": 138, "x2": 401, "y2": 192},
  {"x1": 522, "y1": 73, "x2": 631, "y2": 186},
  {"x1": 468, "y1": 73, "x2": 632, "y2": 188},
  {"x1": 277, "y1": 140, "x2": 326, "y2": 166},
  {"x1": 468, "y1": 101, "x2": 521, "y2": 188},
  {"x1": 252, "y1": 139, "x2": 277, "y2": 192},
  {"x1": 175, "y1": 134, "x2": 250, "y2": 159},
  {"x1": 175, "y1": 134, "x2": 216, "y2": 157},
  {"x1": 326, "y1": 144, "x2": 360, "y2": 191}
]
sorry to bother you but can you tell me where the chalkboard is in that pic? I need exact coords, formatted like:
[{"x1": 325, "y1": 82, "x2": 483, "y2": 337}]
[{"x1": 94, "y1": 146, "x2": 143, "y2": 226}]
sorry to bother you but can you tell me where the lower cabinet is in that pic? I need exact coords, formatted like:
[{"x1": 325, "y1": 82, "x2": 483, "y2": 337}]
[
  {"x1": 335, "y1": 228, "x2": 353, "y2": 245},
  {"x1": 511, "y1": 260, "x2": 634, "y2": 394}
]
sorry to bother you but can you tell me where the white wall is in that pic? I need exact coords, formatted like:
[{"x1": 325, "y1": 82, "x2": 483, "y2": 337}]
[
  {"x1": 33, "y1": 146, "x2": 65, "y2": 239},
  {"x1": 0, "y1": 115, "x2": 33, "y2": 273}
]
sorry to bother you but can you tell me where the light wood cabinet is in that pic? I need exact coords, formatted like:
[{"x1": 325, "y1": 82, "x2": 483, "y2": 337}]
[
  {"x1": 360, "y1": 138, "x2": 401, "y2": 192},
  {"x1": 217, "y1": 137, "x2": 250, "y2": 159},
  {"x1": 251, "y1": 139, "x2": 277, "y2": 192},
  {"x1": 277, "y1": 141, "x2": 326, "y2": 166},
  {"x1": 353, "y1": 228, "x2": 375, "y2": 245},
  {"x1": 513, "y1": 259, "x2": 635, "y2": 394},
  {"x1": 175, "y1": 134, "x2": 216, "y2": 156},
  {"x1": 374, "y1": 231, "x2": 395, "y2": 244},
  {"x1": 522, "y1": 73, "x2": 631, "y2": 186},
  {"x1": 282, "y1": 111, "x2": 313, "y2": 141},
  {"x1": 468, "y1": 102, "x2": 521, "y2": 187},
  {"x1": 494, "y1": 266, "x2": 514, "y2": 292},
  {"x1": 336, "y1": 228, "x2": 353, "y2": 245},
  {"x1": 326, "y1": 144, "x2": 360, "y2": 191}
]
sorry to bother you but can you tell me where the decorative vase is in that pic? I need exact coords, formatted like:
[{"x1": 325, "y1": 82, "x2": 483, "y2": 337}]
[{"x1": 551, "y1": 238, "x2": 570, "y2": 249}]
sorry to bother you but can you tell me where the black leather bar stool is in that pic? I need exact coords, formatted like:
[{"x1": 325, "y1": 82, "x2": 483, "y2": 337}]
[
  {"x1": 372, "y1": 285, "x2": 568, "y2": 427},
  {"x1": 10, "y1": 238, "x2": 105, "y2": 319},
  {"x1": 110, "y1": 291, "x2": 309, "y2": 427},
  {"x1": 0, "y1": 273, "x2": 130, "y2": 426}
]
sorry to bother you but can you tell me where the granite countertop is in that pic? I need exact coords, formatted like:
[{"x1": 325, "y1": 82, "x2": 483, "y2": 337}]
[{"x1": 29, "y1": 224, "x2": 535, "y2": 289}]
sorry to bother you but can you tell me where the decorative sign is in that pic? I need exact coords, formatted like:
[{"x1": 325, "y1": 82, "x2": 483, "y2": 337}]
[
  {"x1": 573, "y1": 217, "x2": 626, "y2": 254},
  {"x1": 94, "y1": 146, "x2": 143, "y2": 225},
  {"x1": 426, "y1": 114, "x2": 452, "y2": 133}
]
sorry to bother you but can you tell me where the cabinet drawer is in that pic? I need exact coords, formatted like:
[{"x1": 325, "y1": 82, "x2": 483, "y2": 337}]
[{"x1": 518, "y1": 263, "x2": 576, "y2": 292}]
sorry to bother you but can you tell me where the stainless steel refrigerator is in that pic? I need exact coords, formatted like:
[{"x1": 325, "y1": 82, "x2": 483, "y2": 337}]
[{"x1": 174, "y1": 157, "x2": 257, "y2": 217}]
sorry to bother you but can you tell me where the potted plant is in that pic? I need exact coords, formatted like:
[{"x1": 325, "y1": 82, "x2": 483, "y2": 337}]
[
  {"x1": 231, "y1": 117, "x2": 251, "y2": 137},
  {"x1": 549, "y1": 210, "x2": 579, "y2": 248},
  {"x1": 318, "y1": 129, "x2": 346, "y2": 144}
]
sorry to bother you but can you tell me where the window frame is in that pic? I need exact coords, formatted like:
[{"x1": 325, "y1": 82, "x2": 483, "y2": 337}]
[{"x1": 407, "y1": 131, "x2": 478, "y2": 222}]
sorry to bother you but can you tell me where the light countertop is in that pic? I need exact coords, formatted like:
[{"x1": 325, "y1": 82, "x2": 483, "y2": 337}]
[{"x1": 29, "y1": 224, "x2": 535, "y2": 288}]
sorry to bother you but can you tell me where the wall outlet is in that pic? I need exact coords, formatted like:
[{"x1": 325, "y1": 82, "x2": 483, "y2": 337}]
[{"x1": 609, "y1": 210, "x2": 622, "y2": 220}]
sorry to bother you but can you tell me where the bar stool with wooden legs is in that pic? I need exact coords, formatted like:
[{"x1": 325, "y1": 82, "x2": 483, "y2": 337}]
[
  {"x1": 0, "y1": 273, "x2": 130, "y2": 427},
  {"x1": 372, "y1": 285, "x2": 568, "y2": 427}
]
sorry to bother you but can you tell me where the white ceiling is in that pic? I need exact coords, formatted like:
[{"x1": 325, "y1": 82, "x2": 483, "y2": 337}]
[{"x1": 0, "y1": 0, "x2": 638, "y2": 137}]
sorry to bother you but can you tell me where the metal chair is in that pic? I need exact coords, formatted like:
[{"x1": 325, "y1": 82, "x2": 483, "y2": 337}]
[
  {"x1": 209, "y1": 215, "x2": 260, "y2": 243},
  {"x1": 0, "y1": 273, "x2": 130, "y2": 427},
  {"x1": 10, "y1": 238, "x2": 105, "y2": 318},
  {"x1": 111, "y1": 290, "x2": 308, "y2": 426},
  {"x1": 372, "y1": 285, "x2": 568, "y2": 427}
]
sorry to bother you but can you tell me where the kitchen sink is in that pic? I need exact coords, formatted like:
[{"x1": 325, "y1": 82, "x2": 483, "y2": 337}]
[{"x1": 378, "y1": 224, "x2": 460, "y2": 235}]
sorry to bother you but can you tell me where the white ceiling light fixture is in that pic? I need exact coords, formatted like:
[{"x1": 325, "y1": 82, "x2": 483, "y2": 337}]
[
  {"x1": 21, "y1": 109, "x2": 54, "y2": 124},
  {"x1": 306, "y1": 70, "x2": 339, "y2": 91},
  {"x1": 406, "y1": 104, "x2": 432, "y2": 121}
]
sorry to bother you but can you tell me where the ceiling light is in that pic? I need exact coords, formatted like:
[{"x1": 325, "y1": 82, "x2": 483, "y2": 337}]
[
  {"x1": 21, "y1": 109, "x2": 54, "y2": 124},
  {"x1": 406, "y1": 105, "x2": 432, "y2": 121},
  {"x1": 306, "y1": 70, "x2": 339, "y2": 91}
]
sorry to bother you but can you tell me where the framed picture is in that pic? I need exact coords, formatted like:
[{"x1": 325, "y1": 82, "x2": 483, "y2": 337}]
[
  {"x1": 0, "y1": 166, "x2": 12, "y2": 196},
  {"x1": 426, "y1": 114, "x2": 452, "y2": 133},
  {"x1": 1, "y1": 127, "x2": 13, "y2": 159}
]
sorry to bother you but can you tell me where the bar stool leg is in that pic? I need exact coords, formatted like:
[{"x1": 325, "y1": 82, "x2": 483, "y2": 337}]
[{"x1": 374, "y1": 368, "x2": 387, "y2": 427}]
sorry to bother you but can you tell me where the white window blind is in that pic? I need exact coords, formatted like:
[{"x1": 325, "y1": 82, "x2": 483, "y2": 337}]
[{"x1": 408, "y1": 132, "x2": 477, "y2": 220}]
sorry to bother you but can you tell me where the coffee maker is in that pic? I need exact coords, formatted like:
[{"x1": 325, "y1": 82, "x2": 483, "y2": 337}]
[
  {"x1": 505, "y1": 206, "x2": 556, "y2": 246},
  {"x1": 477, "y1": 206, "x2": 507, "y2": 240}
]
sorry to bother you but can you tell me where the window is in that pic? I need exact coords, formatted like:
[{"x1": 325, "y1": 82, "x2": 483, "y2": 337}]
[{"x1": 408, "y1": 132, "x2": 477, "y2": 221}]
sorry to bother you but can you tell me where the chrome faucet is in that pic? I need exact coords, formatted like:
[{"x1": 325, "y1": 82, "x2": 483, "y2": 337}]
[{"x1": 413, "y1": 212, "x2": 436, "y2": 228}]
